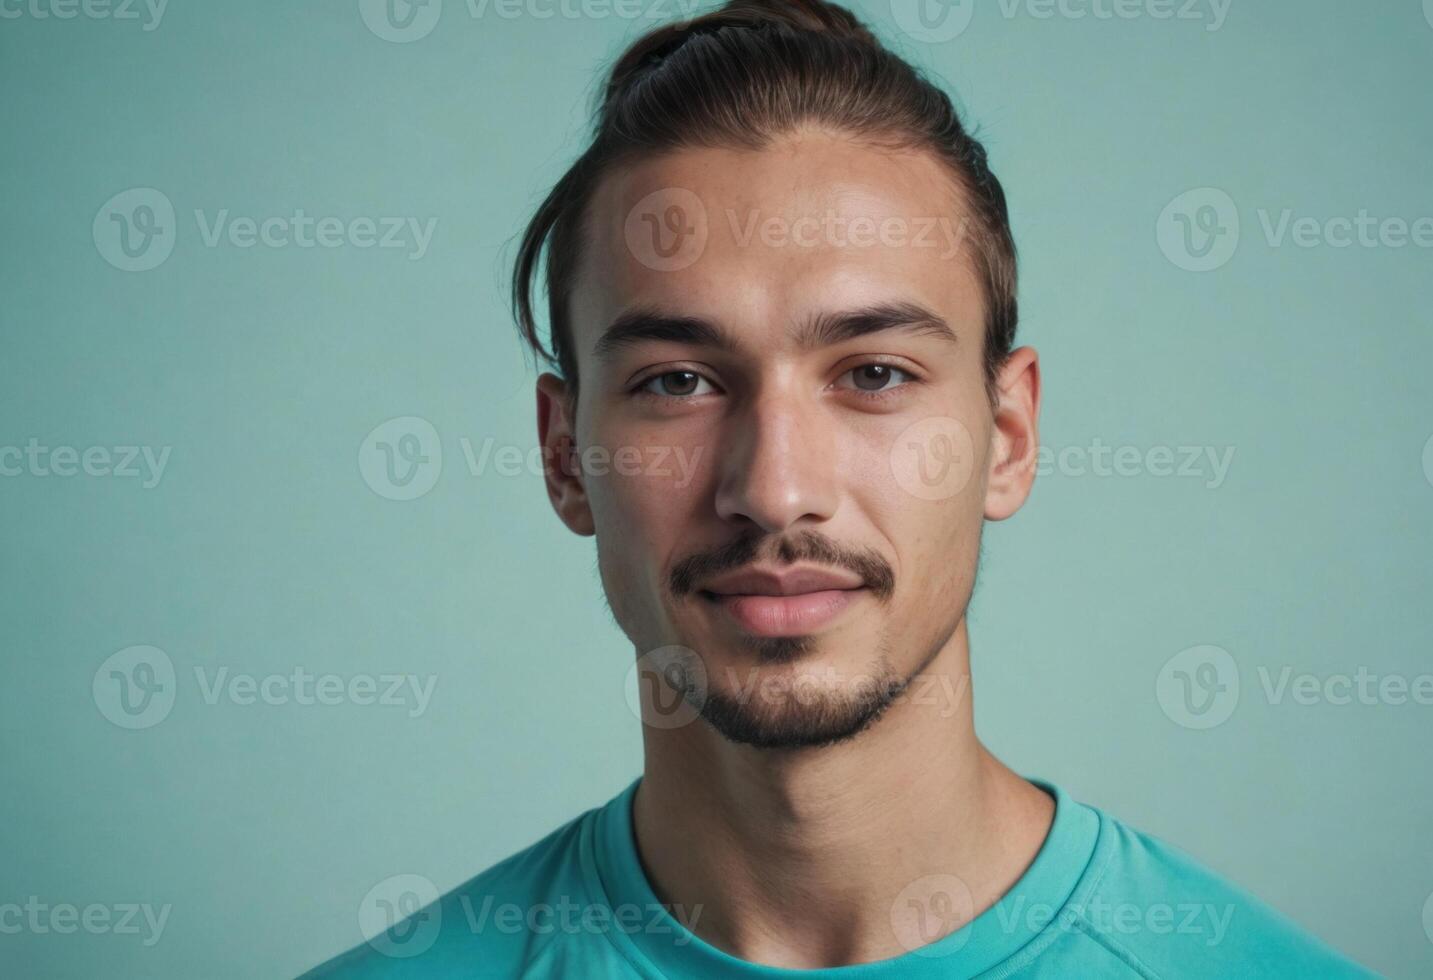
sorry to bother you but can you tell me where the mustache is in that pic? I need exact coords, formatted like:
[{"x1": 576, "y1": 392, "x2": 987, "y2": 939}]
[{"x1": 669, "y1": 528, "x2": 895, "y2": 602}]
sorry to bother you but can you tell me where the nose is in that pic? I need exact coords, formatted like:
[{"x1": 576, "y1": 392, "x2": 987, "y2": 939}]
[{"x1": 713, "y1": 387, "x2": 839, "y2": 534}]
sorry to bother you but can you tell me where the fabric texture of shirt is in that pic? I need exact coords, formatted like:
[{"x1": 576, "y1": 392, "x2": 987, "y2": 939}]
[{"x1": 301, "y1": 777, "x2": 1374, "y2": 978}]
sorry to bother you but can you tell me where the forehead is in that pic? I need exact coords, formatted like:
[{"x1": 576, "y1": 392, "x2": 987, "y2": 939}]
[{"x1": 569, "y1": 128, "x2": 984, "y2": 362}]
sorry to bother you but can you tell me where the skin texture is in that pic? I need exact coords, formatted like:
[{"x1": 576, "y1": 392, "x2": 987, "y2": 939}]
[{"x1": 536, "y1": 125, "x2": 1052, "y2": 969}]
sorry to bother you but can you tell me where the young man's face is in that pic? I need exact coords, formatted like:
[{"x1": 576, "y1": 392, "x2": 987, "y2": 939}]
[{"x1": 539, "y1": 127, "x2": 1038, "y2": 748}]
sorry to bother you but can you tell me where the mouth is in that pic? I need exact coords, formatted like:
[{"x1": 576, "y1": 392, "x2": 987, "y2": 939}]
[
  {"x1": 696, "y1": 566, "x2": 868, "y2": 637},
  {"x1": 700, "y1": 589, "x2": 865, "y2": 636}
]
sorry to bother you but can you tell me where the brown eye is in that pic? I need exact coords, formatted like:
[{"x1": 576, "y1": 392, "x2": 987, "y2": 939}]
[
  {"x1": 637, "y1": 370, "x2": 714, "y2": 398},
  {"x1": 839, "y1": 363, "x2": 913, "y2": 393}
]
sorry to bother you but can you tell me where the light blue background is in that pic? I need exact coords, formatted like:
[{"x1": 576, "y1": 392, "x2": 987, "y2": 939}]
[{"x1": 2, "y1": 1, "x2": 1430, "y2": 977}]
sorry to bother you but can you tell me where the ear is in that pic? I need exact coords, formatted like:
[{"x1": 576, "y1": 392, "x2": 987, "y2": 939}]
[
  {"x1": 984, "y1": 346, "x2": 1041, "y2": 521},
  {"x1": 536, "y1": 372, "x2": 595, "y2": 536}
]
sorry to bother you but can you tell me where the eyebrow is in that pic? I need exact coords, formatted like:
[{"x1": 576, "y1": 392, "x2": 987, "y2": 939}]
[{"x1": 591, "y1": 302, "x2": 958, "y2": 361}]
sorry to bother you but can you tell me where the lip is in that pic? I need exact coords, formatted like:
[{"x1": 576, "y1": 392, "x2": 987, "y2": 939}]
[
  {"x1": 699, "y1": 566, "x2": 865, "y2": 597},
  {"x1": 705, "y1": 589, "x2": 863, "y2": 636},
  {"x1": 698, "y1": 565, "x2": 867, "y2": 636}
]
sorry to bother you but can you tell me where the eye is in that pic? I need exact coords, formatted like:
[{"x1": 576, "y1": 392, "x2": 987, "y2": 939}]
[
  {"x1": 835, "y1": 363, "x2": 916, "y2": 394},
  {"x1": 634, "y1": 370, "x2": 717, "y2": 399}
]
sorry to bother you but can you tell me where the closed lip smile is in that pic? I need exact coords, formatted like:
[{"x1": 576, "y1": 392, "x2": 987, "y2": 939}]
[{"x1": 698, "y1": 565, "x2": 867, "y2": 636}]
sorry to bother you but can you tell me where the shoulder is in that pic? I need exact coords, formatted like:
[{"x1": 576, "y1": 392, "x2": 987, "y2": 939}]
[
  {"x1": 1058, "y1": 804, "x2": 1375, "y2": 979},
  {"x1": 297, "y1": 801, "x2": 610, "y2": 979}
]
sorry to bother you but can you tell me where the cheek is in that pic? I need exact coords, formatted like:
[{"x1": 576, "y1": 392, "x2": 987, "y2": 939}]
[
  {"x1": 855, "y1": 409, "x2": 991, "y2": 591},
  {"x1": 583, "y1": 436, "x2": 706, "y2": 530},
  {"x1": 581, "y1": 432, "x2": 709, "y2": 620}
]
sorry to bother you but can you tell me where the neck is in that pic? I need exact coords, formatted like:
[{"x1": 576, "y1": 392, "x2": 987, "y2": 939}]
[{"x1": 632, "y1": 620, "x2": 1054, "y2": 969}]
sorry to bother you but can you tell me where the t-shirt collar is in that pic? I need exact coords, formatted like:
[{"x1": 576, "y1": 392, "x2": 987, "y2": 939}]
[{"x1": 583, "y1": 774, "x2": 1102, "y2": 979}]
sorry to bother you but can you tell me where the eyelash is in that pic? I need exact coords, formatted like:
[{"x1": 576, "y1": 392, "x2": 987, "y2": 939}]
[{"x1": 628, "y1": 362, "x2": 920, "y2": 404}]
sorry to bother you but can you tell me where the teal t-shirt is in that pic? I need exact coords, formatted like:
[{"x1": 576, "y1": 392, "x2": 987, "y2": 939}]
[{"x1": 302, "y1": 778, "x2": 1373, "y2": 978}]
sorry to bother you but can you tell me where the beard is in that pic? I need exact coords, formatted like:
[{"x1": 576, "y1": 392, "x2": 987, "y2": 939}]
[{"x1": 680, "y1": 637, "x2": 939, "y2": 750}]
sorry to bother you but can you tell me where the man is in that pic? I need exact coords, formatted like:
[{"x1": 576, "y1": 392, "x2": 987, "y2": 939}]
[{"x1": 305, "y1": 0, "x2": 1373, "y2": 975}]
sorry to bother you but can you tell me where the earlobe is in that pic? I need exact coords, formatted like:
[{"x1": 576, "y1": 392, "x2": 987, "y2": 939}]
[
  {"x1": 983, "y1": 347, "x2": 1041, "y2": 522},
  {"x1": 536, "y1": 373, "x2": 596, "y2": 536}
]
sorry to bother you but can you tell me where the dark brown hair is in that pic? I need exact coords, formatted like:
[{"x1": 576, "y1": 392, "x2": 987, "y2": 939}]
[{"x1": 511, "y1": 0, "x2": 1018, "y2": 407}]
